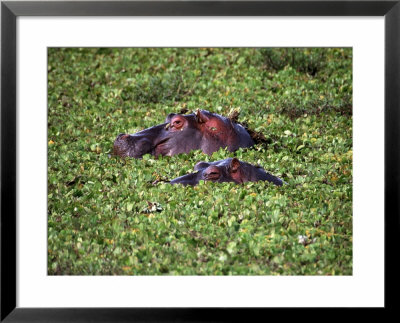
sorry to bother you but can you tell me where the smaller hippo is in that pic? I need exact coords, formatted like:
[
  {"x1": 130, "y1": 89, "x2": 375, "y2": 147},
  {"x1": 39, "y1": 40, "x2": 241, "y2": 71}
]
[{"x1": 170, "y1": 158, "x2": 283, "y2": 186}]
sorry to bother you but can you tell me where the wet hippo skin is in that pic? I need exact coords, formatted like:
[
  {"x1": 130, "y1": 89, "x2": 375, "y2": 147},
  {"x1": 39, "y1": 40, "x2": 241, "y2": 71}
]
[
  {"x1": 113, "y1": 110, "x2": 254, "y2": 158},
  {"x1": 170, "y1": 158, "x2": 283, "y2": 186}
]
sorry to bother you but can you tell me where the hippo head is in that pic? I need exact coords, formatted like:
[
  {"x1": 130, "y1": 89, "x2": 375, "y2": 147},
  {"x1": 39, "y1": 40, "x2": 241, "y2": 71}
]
[
  {"x1": 113, "y1": 110, "x2": 254, "y2": 158},
  {"x1": 170, "y1": 158, "x2": 283, "y2": 186}
]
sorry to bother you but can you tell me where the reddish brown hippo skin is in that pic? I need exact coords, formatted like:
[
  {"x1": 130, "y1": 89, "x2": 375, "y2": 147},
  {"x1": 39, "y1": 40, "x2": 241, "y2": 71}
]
[
  {"x1": 113, "y1": 110, "x2": 254, "y2": 158},
  {"x1": 170, "y1": 158, "x2": 283, "y2": 186}
]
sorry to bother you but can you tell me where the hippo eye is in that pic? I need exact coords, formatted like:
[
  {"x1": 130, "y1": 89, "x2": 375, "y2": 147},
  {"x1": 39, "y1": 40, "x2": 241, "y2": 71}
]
[
  {"x1": 171, "y1": 118, "x2": 184, "y2": 129},
  {"x1": 204, "y1": 169, "x2": 220, "y2": 180},
  {"x1": 208, "y1": 172, "x2": 220, "y2": 180}
]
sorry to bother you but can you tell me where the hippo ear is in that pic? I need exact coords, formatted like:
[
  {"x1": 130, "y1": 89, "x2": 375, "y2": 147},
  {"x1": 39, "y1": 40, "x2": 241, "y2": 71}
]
[
  {"x1": 229, "y1": 158, "x2": 241, "y2": 173},
  {"x1": 196, "y1": 110, "x2": 209, "y2": 124}
]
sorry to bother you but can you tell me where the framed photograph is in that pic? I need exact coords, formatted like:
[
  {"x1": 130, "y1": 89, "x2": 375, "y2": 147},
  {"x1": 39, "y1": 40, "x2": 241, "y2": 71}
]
[{"x1": 1, "y1": 0, "x2": 398, "y2": 321}]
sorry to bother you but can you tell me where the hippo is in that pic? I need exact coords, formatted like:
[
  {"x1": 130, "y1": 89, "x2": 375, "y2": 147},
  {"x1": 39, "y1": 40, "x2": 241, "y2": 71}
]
[
  {"x1": 113, "y1": 110, "x2": 254, "y2": 158},
  {"x1": 170, "y1": 158, "x2": 283, "y2": 186}
]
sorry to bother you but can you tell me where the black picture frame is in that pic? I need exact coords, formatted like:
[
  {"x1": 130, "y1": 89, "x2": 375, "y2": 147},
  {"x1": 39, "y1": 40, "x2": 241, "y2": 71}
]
[{"x1": 1, "y1": 0, "x2": 398, "y2": 321}]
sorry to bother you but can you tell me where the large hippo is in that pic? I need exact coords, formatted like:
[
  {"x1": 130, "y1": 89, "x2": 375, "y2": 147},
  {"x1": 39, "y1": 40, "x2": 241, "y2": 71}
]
[
  {"x1": 113, "y1": 110, "x2": 254, "y2": 158},
  {"x1": 170, "y1": 158, "x2": 283, "y2": 186}
]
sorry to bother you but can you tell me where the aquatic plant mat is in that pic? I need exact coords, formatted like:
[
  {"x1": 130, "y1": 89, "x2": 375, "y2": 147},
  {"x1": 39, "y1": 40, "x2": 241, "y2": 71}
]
[{"x1": 48, "y1": 48, "x2": 352, "y2": 275}]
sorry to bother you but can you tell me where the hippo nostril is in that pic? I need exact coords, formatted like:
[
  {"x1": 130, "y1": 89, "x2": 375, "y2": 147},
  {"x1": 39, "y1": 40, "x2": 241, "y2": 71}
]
[{"x1": 117, "y1": 134, "x2": 130, "y2": 140}]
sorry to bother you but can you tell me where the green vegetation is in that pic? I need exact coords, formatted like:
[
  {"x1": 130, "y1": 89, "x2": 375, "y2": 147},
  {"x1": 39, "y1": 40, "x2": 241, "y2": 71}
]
[{"x1": 48, "y1": 48, "x2": 352, "y2": 275}]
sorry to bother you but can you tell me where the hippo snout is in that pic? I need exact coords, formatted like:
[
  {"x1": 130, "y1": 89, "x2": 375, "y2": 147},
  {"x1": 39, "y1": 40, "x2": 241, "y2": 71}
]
[
  {"x1": 170, "y1": 171, "x2": 201, "y2": 186},
  {"x1": 113, "y1": 133, "x2": 155, "y2": 158}
]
